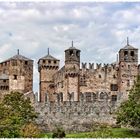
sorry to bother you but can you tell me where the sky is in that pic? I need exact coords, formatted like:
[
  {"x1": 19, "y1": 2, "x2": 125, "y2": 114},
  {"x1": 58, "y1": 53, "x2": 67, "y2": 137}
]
[{"x1": 0, "y1": 2, "x2": 140, "y2": 92}]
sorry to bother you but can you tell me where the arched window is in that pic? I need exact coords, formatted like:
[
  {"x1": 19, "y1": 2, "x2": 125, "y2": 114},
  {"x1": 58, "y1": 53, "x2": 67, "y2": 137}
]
[{"x1": 100, "y1": 92, "x2": 108, "y2": 100}]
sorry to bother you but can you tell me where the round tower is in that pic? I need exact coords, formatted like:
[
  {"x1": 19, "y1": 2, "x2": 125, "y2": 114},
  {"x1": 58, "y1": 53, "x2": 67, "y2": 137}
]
[
  {"x1": 38, "y1": 48, "x2": 59, "y2": 102},
  {"x1": 64, "y1": 41, "x2": 81, "y2": 101}
]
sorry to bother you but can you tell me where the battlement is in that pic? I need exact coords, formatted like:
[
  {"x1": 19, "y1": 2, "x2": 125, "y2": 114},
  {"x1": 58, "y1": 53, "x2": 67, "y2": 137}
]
[{"x1": 81, "y1": 62, "x2": 118, "y2": 71}]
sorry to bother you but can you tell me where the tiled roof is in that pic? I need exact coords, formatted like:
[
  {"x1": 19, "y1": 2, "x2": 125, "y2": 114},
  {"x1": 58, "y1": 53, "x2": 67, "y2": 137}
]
[
  {"x1": 1, "y1": 54, "x2": 33, "y2": 63},
  {"x1": 122, "y1": 44, "x2": 136, "y2": 50},
  {"x1": 39, "y1": 54, "x2": 59, "y2": 60}
]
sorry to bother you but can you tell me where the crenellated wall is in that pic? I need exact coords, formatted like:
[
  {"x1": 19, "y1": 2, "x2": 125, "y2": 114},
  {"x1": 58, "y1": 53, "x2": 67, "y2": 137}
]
[{"x1": 34, "y1": 92, "x2": 122, "y2": 132}]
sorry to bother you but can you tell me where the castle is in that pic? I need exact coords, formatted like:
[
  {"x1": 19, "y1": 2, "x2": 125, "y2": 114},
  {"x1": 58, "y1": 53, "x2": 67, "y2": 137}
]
[
  {"x1": 0, "y1": 39, "x2": 139, "y2": 103},
  {"x1": 38, "y1": 39, "x2": 138, "y2": 104},
  {"x1": 0, "y1": 39, "x2": 139, "y2": 131}
]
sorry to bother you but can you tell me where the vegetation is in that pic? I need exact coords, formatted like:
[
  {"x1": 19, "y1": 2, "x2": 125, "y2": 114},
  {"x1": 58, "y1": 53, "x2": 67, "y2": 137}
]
[
  {"x1": 66, "y1": 128, "x2": 140, "y2": 138},
  {"x1": 52, "y1": 127, "x2": 66, "y2": 138},
  {"x1": 40, "y1": 127, "x2": 140, "y2": 138},
  {"x1": 0, "y1": 92, "x2": 40, "y2": 138},
  {"x1": 116, "y1": 75, "x2": 140, "y2": 128}
]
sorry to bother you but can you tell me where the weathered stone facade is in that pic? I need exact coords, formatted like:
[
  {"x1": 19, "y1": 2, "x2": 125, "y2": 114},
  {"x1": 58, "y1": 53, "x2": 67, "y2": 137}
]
[
  {"x1": 0, "y1": 50, "x2": 33, "y2": 98},
  {"x1": 34, "y1": 40, "x2": 139, "y2": 131},
  {"x1": 0, "y1": 39, "x2": 139, "y2": 132},
  {"x1": 34, "y1": 92, "x2": 120, "y2": 132},
  {"x1": 38, "y1": 40, "x2": 138, "y2": 104}
]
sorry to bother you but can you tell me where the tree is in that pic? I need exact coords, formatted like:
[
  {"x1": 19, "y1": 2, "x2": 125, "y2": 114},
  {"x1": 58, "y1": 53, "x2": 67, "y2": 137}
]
[
  {"x1": 116, "y1": 75, "x2": 140, "y2": 128},
  {"x1": 0, "y1": 92, "x2": 39, "y2": 138}
]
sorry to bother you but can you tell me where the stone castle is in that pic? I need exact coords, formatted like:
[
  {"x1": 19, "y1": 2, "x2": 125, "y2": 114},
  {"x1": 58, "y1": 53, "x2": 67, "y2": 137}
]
[
  {"x1": 0, "y1": 39, "x2": 139, "y2": 131},
  {"x1": 38, "y1": 39, "x2": 138, "y2": 104}
]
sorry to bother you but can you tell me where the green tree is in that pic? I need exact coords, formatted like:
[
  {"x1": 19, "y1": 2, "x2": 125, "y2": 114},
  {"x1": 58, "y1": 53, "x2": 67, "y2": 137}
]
[
  {"x1": 116, "y1": 75, "x2": 140, "y2": 128},
  {"x1": 0, "y1": 92, "x2": 39, "y2": 138}
]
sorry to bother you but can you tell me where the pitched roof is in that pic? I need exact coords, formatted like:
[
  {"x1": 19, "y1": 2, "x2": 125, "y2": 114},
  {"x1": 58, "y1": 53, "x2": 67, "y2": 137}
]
[
  {"x1": 1, "y1": 54, "x2": 33, "y2": 63},
  {"x1": 0, "y1": 74, "x2": 9, "y2": 80},
  {"x1": 122, "y1": 44, "x2": 137, "y2": 50},
  {"x1": 39, "y1": 54, "x2": 59, "y2": 61}
]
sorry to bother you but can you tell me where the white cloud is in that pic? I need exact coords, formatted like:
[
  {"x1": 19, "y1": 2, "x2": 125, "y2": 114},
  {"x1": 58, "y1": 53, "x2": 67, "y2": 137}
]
[{"x1": 0, "y1": 2, "x2": 139, "y2": 91}]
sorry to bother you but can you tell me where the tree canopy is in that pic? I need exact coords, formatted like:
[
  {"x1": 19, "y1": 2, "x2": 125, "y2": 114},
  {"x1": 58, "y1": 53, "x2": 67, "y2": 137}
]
[
  {"x1": 116, "y1": 75, "x2": 140, "y2": 128},
  {"x1": 0, "y1": 92, "x2": 40, "y2": 138}
]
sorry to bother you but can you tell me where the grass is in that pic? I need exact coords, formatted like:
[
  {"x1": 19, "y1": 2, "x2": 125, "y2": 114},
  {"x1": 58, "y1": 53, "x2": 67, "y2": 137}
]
[
  {"x1": 40, "y1": 127, "x2": 140, "y2": 138},
  {"x1": 66, "y1": 128, "x2": 140, "y2": 138}
]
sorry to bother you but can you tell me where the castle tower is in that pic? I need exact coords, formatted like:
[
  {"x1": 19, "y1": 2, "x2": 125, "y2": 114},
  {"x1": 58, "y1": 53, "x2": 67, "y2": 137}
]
[
  {"x1": 118, "y1": 38, "x2": 138, "y2": 99},
  {"x1": 38, "y1": 48, "x2": 59, "y2": 102},
  {"x1": 64, "y1": 41, "x2": 80, "y2": 101},
  {"x1": 0, "y1": 50, "x2": 33, "y2": 93}
]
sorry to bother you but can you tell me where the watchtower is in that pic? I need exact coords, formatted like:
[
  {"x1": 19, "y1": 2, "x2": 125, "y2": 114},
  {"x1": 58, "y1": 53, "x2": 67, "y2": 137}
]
[
  {"x1": 38, "y1": 49, "x2": 59, "y2": 102},
  {"x1": 64, "y1": 41, "x2": 80, "y2": 101},
  {"x1": 118, "y1": 38, "x2": 138, "y2": 98}
]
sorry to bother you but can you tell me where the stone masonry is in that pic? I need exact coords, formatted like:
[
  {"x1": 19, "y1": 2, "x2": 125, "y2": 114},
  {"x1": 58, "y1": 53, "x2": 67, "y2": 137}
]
[
  {"x1": 0, "y1": 39, "x2": 139, "y2": 132},
  {"x1": 34, "y1": 39, "x2": 139, "y2": 132}
]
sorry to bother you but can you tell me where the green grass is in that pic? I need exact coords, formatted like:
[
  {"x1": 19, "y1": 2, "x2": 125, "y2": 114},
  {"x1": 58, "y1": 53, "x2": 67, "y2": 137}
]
[
  {"x1": 40, "y1": 128, "x2": 140, "y2": 138},
  {"x1": 38, "y1": 133, "x2": 52, "y2": 138},
  {"x1": 66, "y1": 128, "x2": 140, "y2": 138}
]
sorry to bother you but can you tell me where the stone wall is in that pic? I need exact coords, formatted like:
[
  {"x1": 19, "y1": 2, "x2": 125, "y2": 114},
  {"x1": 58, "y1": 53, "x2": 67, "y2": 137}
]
[{"x1": 34, "y1": 92, "x2": 121, "y2": 132}]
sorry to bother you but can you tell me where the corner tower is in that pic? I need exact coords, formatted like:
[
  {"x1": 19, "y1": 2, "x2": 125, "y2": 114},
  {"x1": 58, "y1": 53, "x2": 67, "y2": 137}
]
[
  {"x1": 38, "y1": 49, "x2": 59, "y2": 102},
  {"x1": 118, "y1": 38, "x2": 138, "y2": 99},
  {"x1": 0, "y1": 50, "x2": 33, "y2": 93},
  {"x1": 64, "y1": 41, "x2": 80, "y2": 101}
]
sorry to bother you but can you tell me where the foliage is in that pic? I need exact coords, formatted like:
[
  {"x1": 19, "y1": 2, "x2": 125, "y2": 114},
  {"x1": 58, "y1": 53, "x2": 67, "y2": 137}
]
[
  {"x1": 116, "y1": 75, "x2": 140, "y2": 128},
  {"x1": 52, "y1": 127, "x2": 66, "y2": 138},
  {"x1": 0, "y1": 92, "x2": 38, "y2": 138},
  {"x1": 20, "y1": 122, "x2": 40, "y2": 138}
]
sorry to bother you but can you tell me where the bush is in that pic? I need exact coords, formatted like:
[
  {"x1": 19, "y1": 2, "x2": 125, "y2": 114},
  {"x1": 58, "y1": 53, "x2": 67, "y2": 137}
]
[
  {"x1": 20, "y1": 122, "x2": 41, "y2": 138},
  {"x1": 52, "y1": 127, "x2": 66, "y2": 138}
]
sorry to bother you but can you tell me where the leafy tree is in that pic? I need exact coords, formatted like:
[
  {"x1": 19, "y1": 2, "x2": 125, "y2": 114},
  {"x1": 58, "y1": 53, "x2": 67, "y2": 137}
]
[
  {"x1": 0, "y1": 92, "x2": 39, "y2": 138},
  {"x1": 116, "y1": 75, "x2": 140, "y2": 128}
]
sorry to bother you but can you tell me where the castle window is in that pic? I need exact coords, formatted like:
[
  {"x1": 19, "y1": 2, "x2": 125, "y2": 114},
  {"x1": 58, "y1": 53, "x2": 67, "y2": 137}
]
[
  {"x1": 86, "y1": 93, "x2": 92, "y2": 102},
  {"x1": 43, "y1": 60, "x2": 45, "y2": 63},
  {"x1": 70, "y1": 50, "x2": 74, "y2": 56},
  {"x1": 100, "y1": 92, "x2": 107, "y2": 99},
  {"x1": 99, "y1": 75, "x2": 101, "y2": 78},
  {"x1": 14, "y1": 75, "x2": 17, "y2": 80},
  {"x1": 3, "y1": 80, "x2": 6, "y2": 83},
  {"x1": 54, "y1": 61, "x2": 56, "y2": 64},
  {"x1": 93, "y1": 93, "x2": 97, "y2": 101},
  {"x1": 124, "y1": 51, "x2": 128, "y2": 56},
  {"x1": 76, "y1": 51, "x2": 79, "y2": 57},
  {"x1": 131, "y1": 51, "x2": 134, "y2": 57},
  {"x1": 113, "y1": 75, "x2": 116, "y2": 79},
  {"x1": 112, "y1": 95, "x2": 117, "y2": 102},
  {"x1": 48, "y1": 60, "x2": 51, "y2": 64},
  {"x1": 25, "y1": 61, "x2": 28, "y2": 65},
  {"x1": 111, "y1": 84, "x2": 118, "y2": 91}
]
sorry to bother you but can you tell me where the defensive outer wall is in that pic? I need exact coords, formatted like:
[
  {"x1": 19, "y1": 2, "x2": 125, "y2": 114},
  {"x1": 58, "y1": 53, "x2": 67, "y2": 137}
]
[{"x1": 34, "y1": 92, "x2": 123, "y2": 132}]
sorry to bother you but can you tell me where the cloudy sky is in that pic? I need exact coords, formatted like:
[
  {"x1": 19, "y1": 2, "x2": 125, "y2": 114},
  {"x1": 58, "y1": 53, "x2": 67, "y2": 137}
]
[{"x1": 0, "y1": 2, "x2": 140, "y2": 92}]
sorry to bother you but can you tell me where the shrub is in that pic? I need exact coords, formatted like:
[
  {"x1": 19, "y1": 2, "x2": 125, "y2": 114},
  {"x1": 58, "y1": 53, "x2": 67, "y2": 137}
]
[{"x1": 52, "y1": 127, "x2": 66, "y2": 138}]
